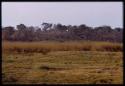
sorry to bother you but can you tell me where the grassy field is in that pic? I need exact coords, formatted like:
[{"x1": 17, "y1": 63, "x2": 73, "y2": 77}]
[{"x1": 2, "y1": 41, "x2": 123, "y2": 84}]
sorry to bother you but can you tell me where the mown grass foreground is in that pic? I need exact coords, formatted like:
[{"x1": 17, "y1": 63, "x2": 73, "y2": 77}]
[{"x1": 2, "y1": 41, "x2": 123, "y2": 84}]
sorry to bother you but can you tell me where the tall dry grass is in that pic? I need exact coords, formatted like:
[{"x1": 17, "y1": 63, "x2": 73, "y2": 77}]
[{"x1": 2, "y1": 41, "x2": 123, "y2": 54}]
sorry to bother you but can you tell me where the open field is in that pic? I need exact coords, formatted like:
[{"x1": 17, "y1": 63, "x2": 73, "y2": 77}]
[{"x1": 2, "y1": 41, "x2": 123, "y2": 84}]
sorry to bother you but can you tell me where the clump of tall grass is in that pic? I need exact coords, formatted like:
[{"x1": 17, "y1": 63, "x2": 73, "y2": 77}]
[
  {"x1": 37, "y1": 48, "x2": 51, "y2": 55},
  {"x1": 101, "y1": 44, "x2": 122, "y2": 51},
  {"x1": 94, "y1": 42, "x2": 123, "y2": 52},
  {"x1": 2, "y1": 41, "x2": 123, "y2": 54}
]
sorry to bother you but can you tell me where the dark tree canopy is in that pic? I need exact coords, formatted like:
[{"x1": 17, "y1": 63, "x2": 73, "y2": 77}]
[{"x1": 2, "y1": 23, "x2": 123, "y2": 43}]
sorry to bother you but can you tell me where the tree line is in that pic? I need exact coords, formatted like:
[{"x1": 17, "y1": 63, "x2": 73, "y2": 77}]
[{"x1": 2, "y1": 23, "x2": 123, "y2": 43}]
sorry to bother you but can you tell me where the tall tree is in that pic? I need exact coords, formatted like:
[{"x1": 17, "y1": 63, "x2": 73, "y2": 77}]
[{"x1": 2, "y1": 26, "x2": 15, "y2": 40}]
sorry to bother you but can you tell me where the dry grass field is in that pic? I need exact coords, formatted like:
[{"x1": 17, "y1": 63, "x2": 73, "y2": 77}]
[{"x1": 2, "y1": 41, "x2": 123, "y2": 84}]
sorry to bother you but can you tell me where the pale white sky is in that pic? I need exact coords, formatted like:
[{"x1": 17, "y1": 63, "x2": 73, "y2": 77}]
[{"x1": 2, "y1": 2, "x2": 123, "y2": 28}]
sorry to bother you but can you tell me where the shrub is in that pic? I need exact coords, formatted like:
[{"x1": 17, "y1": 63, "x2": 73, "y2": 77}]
[
  {"x1": 39, "y1": 65, "x2": 51, "y2": 70},
  {"x1": 101, "y1": 45, "x2": 122, "y2": 52},
  {"x1": 81, "y1": 45, "x2": 92, "y2": 51},
  {"x1": 39, "y1": 48, "x2": 51, "y2": 55}
]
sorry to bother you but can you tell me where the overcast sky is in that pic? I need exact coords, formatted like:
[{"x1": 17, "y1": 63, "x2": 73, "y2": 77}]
[{"x1": 2, "y1": 2, "x2": 123, "y2": 28}]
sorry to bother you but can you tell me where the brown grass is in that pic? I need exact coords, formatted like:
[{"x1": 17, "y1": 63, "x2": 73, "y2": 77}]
[
  {"x1": 2, "y1": 51, "x2": 123, "y2": 84},
  {"x1": 2, "y1": 41, "x2": 122, "y2": 54}
]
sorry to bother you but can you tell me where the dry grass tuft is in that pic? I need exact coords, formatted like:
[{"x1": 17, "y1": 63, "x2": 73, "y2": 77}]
[{"x1": 2, "y1": 41, "x2": 122, "y2": 54}]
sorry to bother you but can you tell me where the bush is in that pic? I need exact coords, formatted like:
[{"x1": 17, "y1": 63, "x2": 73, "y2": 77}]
[
  {"x1": 38, "y1": 48, "x2": 51, "y2": 55},
  {"x1": 101, "y1": 45, "x2": 122, "y2": 52},
  {"x1": 82, "y1": 45, "x2": 92, "y2": 51}
]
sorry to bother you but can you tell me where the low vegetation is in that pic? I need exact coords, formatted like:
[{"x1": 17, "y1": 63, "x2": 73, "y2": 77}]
[
  {"x1": 2, "y1": 41, "x2": 123, "y2": 84},
  {"x1": 2, "y1": 41, "x2": 122, "y2": 54}
]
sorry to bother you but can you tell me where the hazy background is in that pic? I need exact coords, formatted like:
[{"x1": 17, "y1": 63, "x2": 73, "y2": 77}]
[{"x1": 2, "y1": 2, "x2": 123, "y2": 28}]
